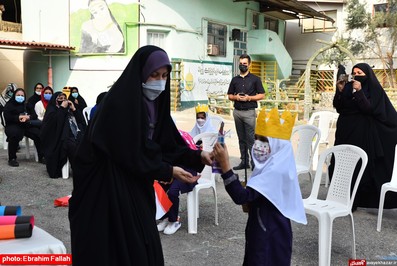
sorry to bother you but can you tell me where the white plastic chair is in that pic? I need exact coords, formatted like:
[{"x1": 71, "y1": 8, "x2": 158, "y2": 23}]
[
  {"x1": 82, "y1": 106, "x2": 92, "y2": 125},
  {"x1": 377, "y1": 144, "x2": 397, "y2": 232},
  {"x1": 209, "y1": 115, "x2": 223, "y2": 131},
  {"x1": 303, "y1": 144, "x2": 368, "y2": 266},
  {"x1": 308, "y1": 111, "x2": 339, "y2": 169},
  {"x1": 62, "y1": 159, "x2": 70, "y2": 179},
  {"x1": 187, "y1": 132, "x2": 218, "y2": 234},
  {"x1": 291, "y1": 124, "x2": 321, "y2": 183},
  {"x1": 1, "y1": 112, "x2": 38, "y2": 161}
]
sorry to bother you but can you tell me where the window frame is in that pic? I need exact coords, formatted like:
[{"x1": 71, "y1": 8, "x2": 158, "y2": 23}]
[{"x1": 207, "y1": 22, "x2": 227, "y2": 57}]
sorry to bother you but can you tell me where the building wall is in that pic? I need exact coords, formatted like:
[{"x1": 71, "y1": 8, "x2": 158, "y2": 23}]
[
  {"x1": 19, "y1": 0, "x2": 291, "y2": 106},
  {"x1": 0, "y1": 32, "x2": 24, "y2": 90}
]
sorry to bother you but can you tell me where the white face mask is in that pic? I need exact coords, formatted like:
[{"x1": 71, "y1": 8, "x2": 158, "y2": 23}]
[
  {"x1": 253, "y1": 139, "x2": 271, "y2": 163},
  {"x1": 35, "y1": 91, "x2": 41, "y2": 96},
  {"x1": 142, "y1": 80, "x2": 166, "y2": 100},
  {"x1": 196, "y1": 118, "x2": 205, "y2": 127}
]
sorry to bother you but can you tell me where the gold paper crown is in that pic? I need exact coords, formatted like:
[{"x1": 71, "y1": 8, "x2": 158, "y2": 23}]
[
  {"x1": 195, "y1": 103, "x2": 209, "y2": 113},
  {"x1": 255, "y1": 108, "x2": 297, "y2": 140}
]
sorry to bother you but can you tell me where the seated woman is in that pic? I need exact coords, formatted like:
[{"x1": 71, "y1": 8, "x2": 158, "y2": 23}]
[
  {"x1": 68, "y1": 87, "x2": 87, "y2": 113},
  {"x1": 40, "y1": 92, "x2": 86, "y2": 178},
  {"x1": 26, "y1": 83, "x2": 44, "y2": 116},
  {"x1": 34, "y1": 86, "x2": 53, "y2": 121},
  {"x1": 3, "y1": 88, "x2": 45, "y2": 167}
]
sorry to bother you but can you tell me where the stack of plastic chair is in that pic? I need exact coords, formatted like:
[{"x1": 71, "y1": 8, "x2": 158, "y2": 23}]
[
  {"x1": 377, "y1": 144, "x2": 397, "y2": 232},
  {"x1": 291, "y1": 124, "x2": 321, "y2": 183},
  {"x1": 303, "y1": 144, "x2": 367, "y2": 266},
  {"x1": 187, "y1": 132, "x2": 218, "y2": 234}
]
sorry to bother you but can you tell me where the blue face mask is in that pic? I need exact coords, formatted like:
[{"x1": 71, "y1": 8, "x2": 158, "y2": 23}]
[
  {"x1": 15, "y1": 95, "x2": 25, "y2": 103},
  {"x1": 142, "y1": 80, "x2": 166, "y2": 100},
  {"x1": 44, "y1": 94, "x2": 52, "y2": 101},
  {"x1": 71, "y1": 92, "x2": 78, "y2": 98}
]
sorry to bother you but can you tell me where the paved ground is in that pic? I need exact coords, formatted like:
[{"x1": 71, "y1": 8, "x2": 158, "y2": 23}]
[{"x1": 0, "y1": 108, "x2": 397, "y2": 265}]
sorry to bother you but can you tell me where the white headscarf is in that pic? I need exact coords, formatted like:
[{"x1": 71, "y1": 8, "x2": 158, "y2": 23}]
[
  {"x1": 189, "y1": 114, "x2": 217, "y2": 137},
  {"x1": 247, "y1": 137, "x2": 307, "y2": 224}
]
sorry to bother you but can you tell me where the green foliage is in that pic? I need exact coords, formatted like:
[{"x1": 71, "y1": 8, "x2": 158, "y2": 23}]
[
  {"x1": 345, "y1": 0, "x2": 369, "y2": 29},
  {"x1": 318, "y1": 39, "x2": 351, "y2": 67}
]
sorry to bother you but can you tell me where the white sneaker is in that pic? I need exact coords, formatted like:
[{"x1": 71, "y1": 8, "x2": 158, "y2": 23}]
[
  {"x1": 157, "y1": 219, "x2": 169, "y2": 232},
  {"x1": 163, "y1": 221, "x2": 181, "y2": 235}
]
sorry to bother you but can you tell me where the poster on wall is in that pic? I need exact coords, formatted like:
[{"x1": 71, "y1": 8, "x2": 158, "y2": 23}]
[
  {"x1": 181, "y1": 61, "x2": 233, "y2": 103},
  {"x1": 69, "y1": 0, "x2": 139, "y2": 70}
]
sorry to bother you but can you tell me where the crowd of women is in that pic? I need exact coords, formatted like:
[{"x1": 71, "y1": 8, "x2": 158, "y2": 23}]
[{"x1": 1, "y1": 84, "x2": 91, "y2": 179}]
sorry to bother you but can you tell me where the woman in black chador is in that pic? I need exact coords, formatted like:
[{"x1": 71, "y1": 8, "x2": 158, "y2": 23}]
[
  {"x1": 40, "y1": 92, "x2": 86, "y2": 178},
  {"x1": 69, "y1": 45, "x2": 212, "y2": 266},
  {"x1": 334, "y1": 62, "x2": 397, "y2": 209}
]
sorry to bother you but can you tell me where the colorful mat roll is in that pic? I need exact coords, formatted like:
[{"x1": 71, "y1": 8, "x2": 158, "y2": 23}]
[
  {"x1": 0, "y1": 216, "x2": 34, "y2": 227},
  {"x1": 0, "y1": 206, "x2": 22, "y2": 216},
  {"x1": 0, "y1": 223, "x2": 32, "y2": 239}
]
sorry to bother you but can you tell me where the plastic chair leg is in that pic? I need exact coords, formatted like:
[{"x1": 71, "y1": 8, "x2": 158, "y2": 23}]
[
  {"x1": 317, "y1": 214, "x2": 332, "y2": 266},
  {"x1": 25, "y1": 137, "x2": 31, "y2": 160},
  {"x1": 349, "y1": 214, "x2": 356, "y2": 259},
  {"x1": 62, "y1": 160, "x2": 69, "y2": 179},
  {"x1": 187, "y1": 191, "x2": 197, "y2": 234},
  {"x1": 377, "y1": 186, "x2": 387, "y2": 232},
  {"x1": 213, "y1": 187, "x2": 219, "y2": 225},
  {"x1": 2, "y1": 131, "x2": 7, "y2": 150}
]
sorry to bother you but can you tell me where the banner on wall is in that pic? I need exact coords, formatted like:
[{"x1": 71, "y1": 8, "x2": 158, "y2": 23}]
[
  {"x1": 69, "y1": 0, "x2": 139, "y2": 70},
  {"x1": 181, "y1": 61, "x2": 233, "y2": 103}
]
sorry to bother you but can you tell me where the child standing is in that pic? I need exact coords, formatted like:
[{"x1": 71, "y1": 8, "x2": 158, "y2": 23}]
[{"x1": 212, "y1": 108, "x2": 307, "y2": 265}]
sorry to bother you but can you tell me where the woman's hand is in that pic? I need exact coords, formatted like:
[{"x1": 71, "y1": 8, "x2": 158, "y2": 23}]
[
  {"x1": 336, "y1": 80, "x2": 346, "y2": 92},
  {"x1": 352, "y1": 80, "x2": 362, "y2": 92},
  {"x1": 200, "y1": 151, "x2": 213, "y2": 165},
  {"x1": 172, "y1": 166, "x2": 200, "y2": 184},
  {"x1": 212, "y1": 143, "x2": 231, "y2": 173},
  {"x1": 68, "y1": 101, "x2": 77, "y2": 111}
]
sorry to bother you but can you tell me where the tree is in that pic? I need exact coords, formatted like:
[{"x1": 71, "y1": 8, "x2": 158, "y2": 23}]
[{"x1": 344, "y1": 0, "x2": 397, "y2": 87}]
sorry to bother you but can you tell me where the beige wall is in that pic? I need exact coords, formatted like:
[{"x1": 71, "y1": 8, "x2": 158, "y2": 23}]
[{"x1": 0, "y1": 31, "x2": 24, "y2": 90}]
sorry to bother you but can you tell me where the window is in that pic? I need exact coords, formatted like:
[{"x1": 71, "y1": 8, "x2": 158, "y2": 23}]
[
  {"x1": 147, "y1": 31, "x2": 166, "y2": 49},
  {"x1": 207, "y1": 22, "x2": 227, "y2": 56},
  {"x1": 302, "y1": 10, "x2": 336, "y2": 33},
  {"x1": 252, "y1": 13, "x2": 259, "y2": 29},
  {"x1": 373, "y1": 2, "x2": 396, "y2": 27},
  {"x1": 264, "y1": 17, "x2": 279, "y2": 34},
  {"x1": 233, "y1": 31, "x2": 247, "y2": 56}
]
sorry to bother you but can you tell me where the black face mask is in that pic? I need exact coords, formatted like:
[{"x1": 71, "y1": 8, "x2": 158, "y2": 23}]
[
  {"x1": 353, "y1": 75, "x2": 367, "y2": 83},
  {"x1": 57, "y1": 100, "x2": 64, "y2": 106},
  {"x1": 239, "y1": 64, "x2": 248, "y2": 73}
]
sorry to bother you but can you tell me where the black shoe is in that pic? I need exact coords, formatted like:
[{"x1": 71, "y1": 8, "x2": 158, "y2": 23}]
[
  {"x1": 8, "y1": 159, "x2": 19, "y2": 167},
  {"x1": 38, "y1": 157, "x2": 46, "y2": 164},
  {"x1": 233, "y1": 162, "x2": 249, "y2": 170}
]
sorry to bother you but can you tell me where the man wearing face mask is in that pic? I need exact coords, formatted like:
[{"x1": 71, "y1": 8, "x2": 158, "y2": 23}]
[
  {"x1": 189, "y1": 103, "x2": 217, "y2": 138},
  {"x1": 228, "y1": 54, "x2": 265, "y2": 171},
  {"x1": 212, "y1": 107, "x2": 306, "y2": 266}
]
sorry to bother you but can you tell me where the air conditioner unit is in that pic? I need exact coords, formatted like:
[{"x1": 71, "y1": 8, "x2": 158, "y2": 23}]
[{"x1": 207, "y1": 44, "x2": 219, "y2": 56}]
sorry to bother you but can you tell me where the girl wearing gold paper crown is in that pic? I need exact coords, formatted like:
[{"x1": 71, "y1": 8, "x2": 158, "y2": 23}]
[
  {"x1": 189, "y1": 103, "x2": 217, "y2": 138},
  {"x1": 212, "y1": 108, "x2": 307, "y2": 266}
]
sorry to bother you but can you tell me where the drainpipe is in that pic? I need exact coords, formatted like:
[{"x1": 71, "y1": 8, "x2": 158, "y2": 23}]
[{"x1": 48, "y1": 50, "x2": 52, "y2": 87}]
